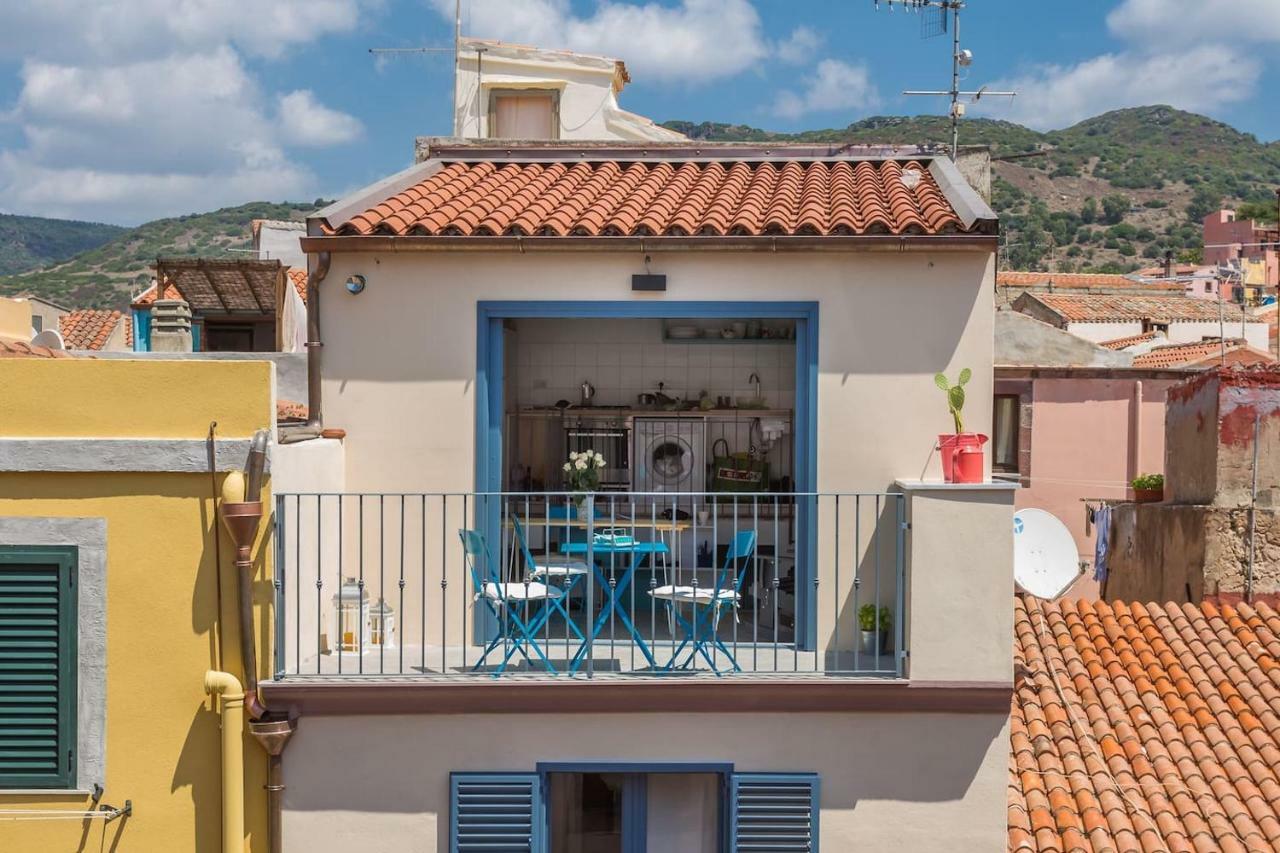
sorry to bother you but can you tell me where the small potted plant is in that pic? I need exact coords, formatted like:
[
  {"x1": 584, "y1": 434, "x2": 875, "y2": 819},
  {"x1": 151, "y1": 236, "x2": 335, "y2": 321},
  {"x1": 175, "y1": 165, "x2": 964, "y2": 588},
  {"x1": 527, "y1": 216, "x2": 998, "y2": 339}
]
[
  {"x1": 934, "y1": 369, "x2": 987, "y2": 482},
  {"x1": 858, "y1": 604, "x2": 892, "y2": 655},
  {"x1": 1131, "y1": 473, "x2": 1164, "y2": 503},
  {"x1": 563, "y1": 450, "x2": 606, "y2": 507}
]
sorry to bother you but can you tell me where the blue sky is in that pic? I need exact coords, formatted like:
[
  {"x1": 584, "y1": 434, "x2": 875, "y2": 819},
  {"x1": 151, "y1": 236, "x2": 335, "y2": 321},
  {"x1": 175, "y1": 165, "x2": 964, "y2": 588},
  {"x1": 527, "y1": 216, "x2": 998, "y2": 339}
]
[{"x1": 2, "y1": 1, "x2": 1278, "y2": 225}]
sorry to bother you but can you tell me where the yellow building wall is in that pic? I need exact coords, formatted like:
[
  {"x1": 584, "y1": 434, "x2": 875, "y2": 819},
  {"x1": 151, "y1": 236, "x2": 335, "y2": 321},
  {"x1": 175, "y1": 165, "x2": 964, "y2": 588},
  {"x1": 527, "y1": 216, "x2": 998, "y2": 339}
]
[
  {"x1": 0, "y1": 359, "x2": 271, "y2": 438},
  {"x1": 0, "y1": 360, "x2": 274, "y2": 852},
  {"x1": 0, "y1": 297, "x2": 31, "y2": 338}
]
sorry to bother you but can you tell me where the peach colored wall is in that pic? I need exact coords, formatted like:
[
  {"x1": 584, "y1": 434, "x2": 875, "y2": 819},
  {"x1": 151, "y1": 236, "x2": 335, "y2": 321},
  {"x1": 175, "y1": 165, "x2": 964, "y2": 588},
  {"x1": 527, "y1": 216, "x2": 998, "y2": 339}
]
[{"x1": 1012, "y1": 376, "x2": 1179, "y2": 598}]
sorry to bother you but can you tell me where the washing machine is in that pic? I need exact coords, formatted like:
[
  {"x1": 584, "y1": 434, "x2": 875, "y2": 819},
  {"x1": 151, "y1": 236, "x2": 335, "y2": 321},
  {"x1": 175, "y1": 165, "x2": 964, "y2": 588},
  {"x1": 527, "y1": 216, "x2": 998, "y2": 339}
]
[{"x1": 632, "y1": 418, "x2": 706, "y2": 494}]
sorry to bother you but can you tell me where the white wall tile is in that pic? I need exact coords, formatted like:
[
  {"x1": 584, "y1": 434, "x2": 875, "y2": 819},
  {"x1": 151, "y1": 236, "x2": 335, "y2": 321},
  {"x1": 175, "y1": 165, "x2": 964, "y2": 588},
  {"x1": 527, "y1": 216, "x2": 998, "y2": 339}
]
[{"x1": 551, "y1": 343, "x2": 575, "y2": 366}]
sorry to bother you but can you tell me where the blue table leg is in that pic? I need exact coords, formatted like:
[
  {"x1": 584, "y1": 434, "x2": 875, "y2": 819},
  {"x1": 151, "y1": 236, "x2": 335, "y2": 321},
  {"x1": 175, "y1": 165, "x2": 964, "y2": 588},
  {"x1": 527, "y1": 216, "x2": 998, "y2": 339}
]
[{"x1": 568, "y1": 550, "x2": 659, "y2": 673}]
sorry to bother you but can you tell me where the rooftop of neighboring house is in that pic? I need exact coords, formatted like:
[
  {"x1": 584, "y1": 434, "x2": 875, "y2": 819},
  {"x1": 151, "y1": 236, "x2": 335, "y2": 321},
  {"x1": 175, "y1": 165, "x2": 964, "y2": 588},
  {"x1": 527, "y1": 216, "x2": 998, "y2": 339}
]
[
  {"x1": 1014, "y1": 292, "x2": 1256, "y2": 325},
  {"x1": 309, "y1": 142, "x2": 997, "y2": 241},
  {"x1": 997, "y1": 271, "x2": 1182, "y2": 292},
  {"x1": 132, "y1": 259, "x2": 288, "y2": 314},
  {"x1": 14, "y1": 293, "x2": 71, "y2": 312},
  {"x1": 1130, "y1": 338, "x2": 1277, "y2": 369},
  {"x1": 1009, "y1": 595, "x2": 1280, "y2": 853},
  {"x1": 459, "y1": 37, "x2": 634, "y2": 91},
  {"x1": 0, "y1": 336, "x2": 77, "y2": 359},
  {"x1": 1098, "y1": 331, "x2": 1161, "y2": 350},
  {"x1": 59, "y1": 308, "x2": 131, "y2": 350}
]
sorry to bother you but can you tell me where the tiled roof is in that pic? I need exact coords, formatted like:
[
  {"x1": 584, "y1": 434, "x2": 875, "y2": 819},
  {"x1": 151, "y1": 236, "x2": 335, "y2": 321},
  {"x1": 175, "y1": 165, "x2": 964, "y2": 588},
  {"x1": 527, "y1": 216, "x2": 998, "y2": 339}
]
[
  {"x1": 997, "y1": 272, "x2": 1159, "y2": 289},
  {"x1": 59, "y1": 309, "x2": 124, "y2": 350},
  {"x1": 1132, "y1": 339, "x2": 1277, "y2": 369},
  {"x1": 324, "y1": 158, "x2": 985, "y2": 238},
  {"x1": 1023, "y1": 293, "x2": 1252, "y2": 324},
  {"x1": 1099, "y1": 331, "x2": 1161, "y2": 350},
  {"x1": 132, "y1": 280, "x2": 182, "y2": 307},
  {"x1": 285, "y1": 267, "x2": 308, "y2": 304},
  {"x1": 1009, "y1": 595, "x2": 1280, "y2": 853},
  {"x1": 276, "y1": 399, "x2": 308, "y2": 421},
  {"x1": 0, "y1": 336, "x2": 77, "y2": 359}
]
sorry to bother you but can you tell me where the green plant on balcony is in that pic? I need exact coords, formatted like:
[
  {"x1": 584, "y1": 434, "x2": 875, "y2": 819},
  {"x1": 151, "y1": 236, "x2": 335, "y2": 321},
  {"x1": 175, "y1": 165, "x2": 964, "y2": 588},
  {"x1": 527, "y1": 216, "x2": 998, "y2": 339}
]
[
  {"x1": 934, "y1": 368, "x2": 971, "y2": 433},
  {"x1": 1131, "y1": 472, "x2": 1165, "y2": 503},
  {"x1": 858, "y1": 604, "x2": 892, "y2": 655}
]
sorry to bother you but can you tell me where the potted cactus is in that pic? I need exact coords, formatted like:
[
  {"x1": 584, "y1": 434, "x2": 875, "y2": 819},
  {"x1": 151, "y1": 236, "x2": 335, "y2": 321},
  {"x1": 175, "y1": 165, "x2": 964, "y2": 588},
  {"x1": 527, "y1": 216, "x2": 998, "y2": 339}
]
[
  {"x1": 1131, "y1": 473, "x2": 1164, "y2": 503},
  {"x1": 858, "y1": 604, "x2": 892, "y2": 655},
  {"x1": 934, "y1": 369, "x2": 987, "y2": 482}
]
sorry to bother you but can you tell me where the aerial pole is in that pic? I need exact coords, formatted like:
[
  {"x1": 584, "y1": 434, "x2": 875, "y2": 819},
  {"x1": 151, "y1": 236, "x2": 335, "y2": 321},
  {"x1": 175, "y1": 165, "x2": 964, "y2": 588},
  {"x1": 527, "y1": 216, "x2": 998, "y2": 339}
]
[{"x1": 874, "y1": 0, "x2": 1015, "y2": 160}]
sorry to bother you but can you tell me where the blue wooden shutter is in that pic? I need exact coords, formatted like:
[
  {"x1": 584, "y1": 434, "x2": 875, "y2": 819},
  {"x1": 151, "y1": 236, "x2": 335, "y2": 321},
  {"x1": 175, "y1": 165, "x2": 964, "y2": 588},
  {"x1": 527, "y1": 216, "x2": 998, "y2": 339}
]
[
  {"x1": 731, "y1": 773, "x2": 819, "y2": 852},
  {"x1": 0, "y1": 546, "x2": 77, "y2": 789},
  {"x1": 450, "y1": 772, "x2": 544, "y2": 853}
]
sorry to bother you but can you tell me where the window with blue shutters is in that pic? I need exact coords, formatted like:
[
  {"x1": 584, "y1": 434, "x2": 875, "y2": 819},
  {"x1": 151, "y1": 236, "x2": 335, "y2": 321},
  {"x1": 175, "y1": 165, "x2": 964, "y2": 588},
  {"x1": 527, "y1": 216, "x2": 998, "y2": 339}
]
[
  {"x1": 0, "y1": 546, "x2": 77, "y2": 790},
  {"x1": 450, "y1": 772, "x2": 545, "y2": 853},
  {"x1": 731, "y1": 773, "x2": 820, "y2": 852}
]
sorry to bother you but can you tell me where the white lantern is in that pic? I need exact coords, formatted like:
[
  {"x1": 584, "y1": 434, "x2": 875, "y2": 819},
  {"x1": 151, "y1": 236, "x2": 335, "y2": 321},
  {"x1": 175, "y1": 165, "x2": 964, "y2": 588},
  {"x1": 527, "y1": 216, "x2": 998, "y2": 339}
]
[
  {"x1": 370, "y1": 598, "x2": 397, "y2": 650},
  {"x1": 329, "y1": 577, "x2": 369, "y2": 655}
]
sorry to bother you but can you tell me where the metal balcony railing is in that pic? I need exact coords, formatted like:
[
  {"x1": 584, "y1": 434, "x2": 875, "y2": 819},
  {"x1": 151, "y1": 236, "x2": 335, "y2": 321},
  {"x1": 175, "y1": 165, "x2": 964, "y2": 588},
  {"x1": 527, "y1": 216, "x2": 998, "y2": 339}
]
[{"x1": 272, "y1": 491, "x2": 904, "y2": 680}]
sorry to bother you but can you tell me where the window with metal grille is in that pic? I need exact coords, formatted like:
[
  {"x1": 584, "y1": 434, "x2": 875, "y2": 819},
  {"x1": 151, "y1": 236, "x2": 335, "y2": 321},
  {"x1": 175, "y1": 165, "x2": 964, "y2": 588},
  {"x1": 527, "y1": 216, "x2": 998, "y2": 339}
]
[{"x1": 0, "y1": 546, "x2": 77, "y2": 789}]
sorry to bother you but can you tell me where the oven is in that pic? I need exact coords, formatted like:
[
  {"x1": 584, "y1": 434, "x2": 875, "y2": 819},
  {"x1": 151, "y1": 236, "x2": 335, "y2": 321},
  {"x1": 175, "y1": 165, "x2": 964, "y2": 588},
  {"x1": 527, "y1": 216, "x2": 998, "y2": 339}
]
[{"x1": 564, "y1": 415, "x2": 631, "y2": 492}]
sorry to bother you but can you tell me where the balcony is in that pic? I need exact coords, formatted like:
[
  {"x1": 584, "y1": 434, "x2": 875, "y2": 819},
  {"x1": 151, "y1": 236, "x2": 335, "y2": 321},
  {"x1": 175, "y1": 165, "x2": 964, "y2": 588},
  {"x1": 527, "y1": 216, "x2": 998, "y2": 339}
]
[{"x1": 270, "y1": 491, "x2": 906, "y2": 680}]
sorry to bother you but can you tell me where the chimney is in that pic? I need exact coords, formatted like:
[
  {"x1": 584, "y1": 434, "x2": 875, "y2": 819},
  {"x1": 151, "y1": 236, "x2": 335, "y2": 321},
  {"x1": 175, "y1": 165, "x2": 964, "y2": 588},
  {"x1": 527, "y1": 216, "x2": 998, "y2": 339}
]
[
  {"x1": 1163, "y1": 250, "x2": 1173, "y2": 280},
  {"x1": 150, "y1": 299, "x2": 193, "y2": 353}
]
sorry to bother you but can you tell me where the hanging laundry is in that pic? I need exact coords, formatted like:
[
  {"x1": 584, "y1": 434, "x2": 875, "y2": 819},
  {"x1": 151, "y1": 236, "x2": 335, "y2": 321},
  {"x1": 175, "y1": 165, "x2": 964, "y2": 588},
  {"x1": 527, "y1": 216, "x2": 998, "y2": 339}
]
[{"x1": 1093, "y1": 504, "x2": 1112, "y2": 583}]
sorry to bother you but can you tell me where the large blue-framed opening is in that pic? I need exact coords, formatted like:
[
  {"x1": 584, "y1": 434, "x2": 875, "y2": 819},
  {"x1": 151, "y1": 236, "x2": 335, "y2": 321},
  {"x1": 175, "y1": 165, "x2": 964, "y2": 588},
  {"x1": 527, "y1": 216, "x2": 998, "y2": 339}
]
[{"x1": 475, "y1": 300, "x2": 819, "y2": 650}]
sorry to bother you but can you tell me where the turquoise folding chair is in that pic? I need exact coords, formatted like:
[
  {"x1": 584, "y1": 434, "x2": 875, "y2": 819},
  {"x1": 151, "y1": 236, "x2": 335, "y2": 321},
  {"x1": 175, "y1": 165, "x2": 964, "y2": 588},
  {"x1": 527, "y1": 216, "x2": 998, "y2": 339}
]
[
  {"x1": 650, "y1": 529, "x2": 757, "y2": 674},
  {"x1": 510, "y1": 515, "x2": 587, "y2": 642},
  {"x1": 458, "y1": 528, "x2": 562, "y2": 675}
]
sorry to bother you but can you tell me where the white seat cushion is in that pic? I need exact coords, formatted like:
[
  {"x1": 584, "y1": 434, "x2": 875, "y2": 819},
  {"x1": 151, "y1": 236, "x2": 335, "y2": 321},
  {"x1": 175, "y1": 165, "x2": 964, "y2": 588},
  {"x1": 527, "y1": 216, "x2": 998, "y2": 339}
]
[
  {"x1": 482, "y1": 582, "x2": 562, "y2": 602},
  {"x1": 529, "y1": 558, "x2": 590, "y2": 578},
  {"x1": 649, "y1": 585, "x2": 738, "y2": 606}
]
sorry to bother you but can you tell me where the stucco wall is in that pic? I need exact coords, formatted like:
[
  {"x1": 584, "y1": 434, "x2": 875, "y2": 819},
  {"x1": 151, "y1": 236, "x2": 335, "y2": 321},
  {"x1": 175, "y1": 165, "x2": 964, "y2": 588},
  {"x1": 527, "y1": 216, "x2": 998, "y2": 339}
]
[
  {"x1": 0, "y1": 360, "x2": 275, "y2": 851},
  {"x1": 313, "y1": 250, "x2": 994, "y2": 661},
  {"x1": 282, "y1": 710, "x2": 1010, "y2": 852},
  {"x1": 1066, "y1": 320, "x2": 1270, "y2": 351},
  {"x1": 1010, "y1": 376, "x2": 1177, "y2": 598}
]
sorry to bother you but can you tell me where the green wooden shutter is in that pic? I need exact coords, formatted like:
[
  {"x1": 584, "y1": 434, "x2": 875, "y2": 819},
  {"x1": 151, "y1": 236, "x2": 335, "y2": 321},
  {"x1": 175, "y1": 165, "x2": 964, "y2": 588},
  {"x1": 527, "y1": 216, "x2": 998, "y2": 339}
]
[
  {"x1": 450, "y1": 772, "x2": 544, "y2": 853},
  {"x1": 0, "y1": 546, "x2": 77, "y2": 789},
  {"x1": 731, "y1": 773, "x2": 819, "y2": 852}
]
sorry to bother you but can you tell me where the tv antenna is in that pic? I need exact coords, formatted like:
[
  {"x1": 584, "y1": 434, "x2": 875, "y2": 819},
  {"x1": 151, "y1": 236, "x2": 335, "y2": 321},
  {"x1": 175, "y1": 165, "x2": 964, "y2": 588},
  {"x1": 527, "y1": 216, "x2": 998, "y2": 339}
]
[
  {"x1": 368, "y1": 0, "x2": 463, "y2": 118},
  {"x1": 872, "y1": 0, "x2": 1015, "y2": 160}
]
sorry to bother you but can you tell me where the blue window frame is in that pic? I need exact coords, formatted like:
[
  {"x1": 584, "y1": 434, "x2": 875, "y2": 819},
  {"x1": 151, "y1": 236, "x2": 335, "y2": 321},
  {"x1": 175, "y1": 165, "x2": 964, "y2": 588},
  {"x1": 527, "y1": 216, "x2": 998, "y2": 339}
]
[
  {"x1": 450, "y1": 764, "x2": 819, "y2": 852},
  {"x1": 474, "y1": 300, "x2": 820, "y2": 650}
]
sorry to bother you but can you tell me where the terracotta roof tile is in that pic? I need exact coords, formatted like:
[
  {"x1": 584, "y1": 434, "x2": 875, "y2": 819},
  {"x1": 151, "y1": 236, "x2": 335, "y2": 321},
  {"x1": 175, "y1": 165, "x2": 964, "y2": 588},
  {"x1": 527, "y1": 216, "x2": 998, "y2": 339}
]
[
  {"x1": 998, "y1": 271, "x2": 1183, "y2": 290},
  {"x1": 59, "y1": 309, "x2": 125, "y2": 350},
  {"x1": 1020, "y1": 293, "x2": 1256, "y2": 324},
  {"x1": 132, "y1": 280, "x2": 182, "y2": 307},
  {"x1": 0, "y1": 336, "x2": 78, "y2": 359},
  {"x1": 1011, "y1": 596, "x2": 1280, "y2": 852},
  {"x1": 324, "y1": 158, "x2": 984, "y2": 238},
  {"x1": 1100, "y1": 331, "x2": 1162, "y2": 350},
  {"x1": 1132, "y1": 340, "x2": 1277, "y2": 369}
]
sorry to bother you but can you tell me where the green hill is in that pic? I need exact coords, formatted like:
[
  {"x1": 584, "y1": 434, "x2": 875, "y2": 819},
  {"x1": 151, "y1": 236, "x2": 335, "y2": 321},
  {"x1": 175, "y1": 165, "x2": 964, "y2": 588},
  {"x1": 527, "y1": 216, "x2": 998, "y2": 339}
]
[
  {"x1": 0, "y1": 201, "x2": 324, "y2": 309},
  {"x1": 665, "y1": 105, "x2": 1280, "y2": 273},
  {"x1": 0, "y1": 213, "x2": 124, "y2": 277}
]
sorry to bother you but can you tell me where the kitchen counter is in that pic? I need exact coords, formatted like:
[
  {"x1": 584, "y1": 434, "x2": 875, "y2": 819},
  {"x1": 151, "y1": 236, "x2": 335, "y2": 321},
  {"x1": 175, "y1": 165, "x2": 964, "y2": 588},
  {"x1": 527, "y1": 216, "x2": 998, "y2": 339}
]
[{"x1": 518, "y1": 406, "x2": 793, "y2": 419}]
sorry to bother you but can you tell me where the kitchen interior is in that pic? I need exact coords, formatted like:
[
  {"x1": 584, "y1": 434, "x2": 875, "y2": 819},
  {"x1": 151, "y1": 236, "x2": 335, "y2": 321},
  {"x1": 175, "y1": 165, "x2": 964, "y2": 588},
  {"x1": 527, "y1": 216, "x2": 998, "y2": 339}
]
[{"x1": 502, "y1": 316, "x2": 799, "y2": 635}]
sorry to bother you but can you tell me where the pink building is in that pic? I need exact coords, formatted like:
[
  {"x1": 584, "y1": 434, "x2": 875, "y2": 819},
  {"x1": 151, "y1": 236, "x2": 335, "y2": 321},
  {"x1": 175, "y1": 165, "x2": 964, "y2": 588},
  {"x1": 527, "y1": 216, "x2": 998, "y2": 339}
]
[{"x1": 1203, "y1": 209, "x2": 1279, "y2": 291}]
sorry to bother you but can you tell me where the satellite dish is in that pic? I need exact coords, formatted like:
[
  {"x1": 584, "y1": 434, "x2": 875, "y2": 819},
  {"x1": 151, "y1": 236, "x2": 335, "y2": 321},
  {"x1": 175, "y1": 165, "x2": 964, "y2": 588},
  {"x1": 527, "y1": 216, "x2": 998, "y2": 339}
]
[
  {"x1": 31, "y1": 329, "x2": 65, "y2": 350},
  {"x1": 1013, "y1": 509, "x2": 1082, "y2": 599}
]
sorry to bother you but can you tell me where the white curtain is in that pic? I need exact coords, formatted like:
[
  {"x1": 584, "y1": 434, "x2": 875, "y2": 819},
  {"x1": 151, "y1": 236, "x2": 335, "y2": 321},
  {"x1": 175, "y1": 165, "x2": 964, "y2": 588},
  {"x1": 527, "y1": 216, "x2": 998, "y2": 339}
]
[
  {"x1": 646, "y1": 774, "x2": 719, "y2": 852},
  {"x1": 493, "y1": 95, "x2": 554, "y2": 139},
  {"x1": 279, "y1": 279, "x2": 307, "y2": 353}
]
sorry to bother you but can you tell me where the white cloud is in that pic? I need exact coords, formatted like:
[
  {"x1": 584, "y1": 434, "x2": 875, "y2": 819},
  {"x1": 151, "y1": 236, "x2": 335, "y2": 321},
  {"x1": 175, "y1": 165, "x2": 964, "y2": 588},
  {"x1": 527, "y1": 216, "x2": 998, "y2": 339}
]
[
  {"x1": 1107, "y1": 0, "x2": 1280, "y2": 47},
  {"x1": 278, "y1": 90, "x2": 364, "y2": 147},
  {"x1": 772, "y1": 60, "x2": 879, "y2": 121},
  {"x1": 0, "y1": 0, "x2": 364, "y2": 63},
  {"x1": 775, "y1": 27, "x2": 823, "y2": 65},
  {"x1": 435, "y1": 0, "x2": 768, "y2": 82},
  {"x1": 0, "y1": 1, "x2": 370, "y2": 224},
  {"x1": 977, "y1": 45, "x2": 1260, "y2": 131}
]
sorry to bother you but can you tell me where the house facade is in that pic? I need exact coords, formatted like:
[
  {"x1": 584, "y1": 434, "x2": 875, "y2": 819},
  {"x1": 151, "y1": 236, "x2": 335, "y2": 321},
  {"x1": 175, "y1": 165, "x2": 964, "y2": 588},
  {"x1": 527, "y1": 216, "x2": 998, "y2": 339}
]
[
  {"x1": 253, "y1": 139, "x2": 1017, "y2": 852},
  {"x1": 1203, "y1": 208, "x2": 1279, "y2": 290}
]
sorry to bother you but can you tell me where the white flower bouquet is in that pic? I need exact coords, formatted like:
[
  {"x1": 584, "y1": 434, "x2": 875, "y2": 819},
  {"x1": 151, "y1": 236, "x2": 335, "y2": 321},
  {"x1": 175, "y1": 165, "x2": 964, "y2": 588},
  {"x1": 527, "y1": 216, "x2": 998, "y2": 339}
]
[{"x1": 564, "y1": 450, "x2": 607, "y2": 503}]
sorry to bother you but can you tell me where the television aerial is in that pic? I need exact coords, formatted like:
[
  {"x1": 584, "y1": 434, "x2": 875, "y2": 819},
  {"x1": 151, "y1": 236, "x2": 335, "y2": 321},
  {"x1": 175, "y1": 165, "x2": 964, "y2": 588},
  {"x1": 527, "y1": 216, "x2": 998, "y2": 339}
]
[
  {"x1": 1012, "y1": 509, "x2": 1083, "y2": 599},
  {"x1": 872, "y1": 1, "x2": 1016, "y2": 160}
]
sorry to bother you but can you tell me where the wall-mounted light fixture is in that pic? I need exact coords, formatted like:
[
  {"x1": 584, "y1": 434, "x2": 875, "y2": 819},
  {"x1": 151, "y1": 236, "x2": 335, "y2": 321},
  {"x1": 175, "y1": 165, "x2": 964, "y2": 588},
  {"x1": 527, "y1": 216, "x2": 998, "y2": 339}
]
[
  {"x1": 632, "y1": 254, "x2": 666, "y2": 291},
  {"x1": 345, "y1": 274, "x2": 367, "y2": 295}
]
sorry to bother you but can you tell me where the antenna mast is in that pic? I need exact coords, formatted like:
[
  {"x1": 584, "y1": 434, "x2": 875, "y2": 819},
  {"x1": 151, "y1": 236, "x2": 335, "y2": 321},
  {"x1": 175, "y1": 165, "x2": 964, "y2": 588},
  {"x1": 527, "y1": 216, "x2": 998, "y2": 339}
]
[
  {"x1": 873, "y1": 0, "x2": 1015, "y2": 160},
  {"x1": 369, "y1": 1, "x2": 464, "y2": 123}
]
